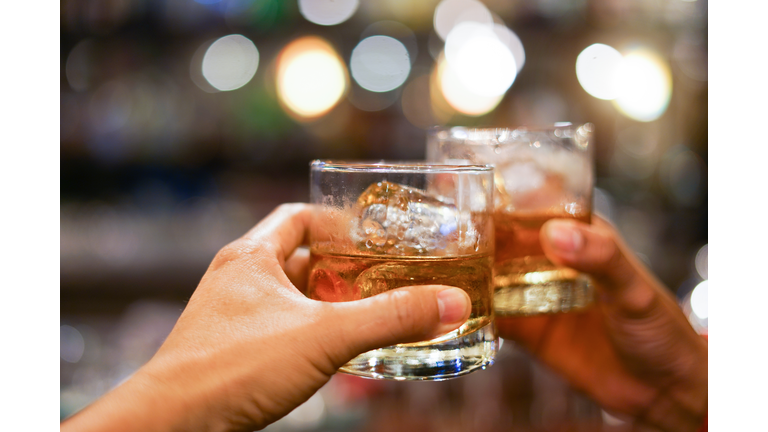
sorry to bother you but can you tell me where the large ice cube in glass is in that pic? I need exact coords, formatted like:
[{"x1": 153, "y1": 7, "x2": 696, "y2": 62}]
[{"x1": 351, "y1": 181, "x2": 476, "y2": 256}]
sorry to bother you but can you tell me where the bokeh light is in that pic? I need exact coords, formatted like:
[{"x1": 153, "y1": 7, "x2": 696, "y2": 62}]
[
  {"x1": 190, "y1": 39, "x2": 218, "y2": 93},
  {"x1": 492, "y1": 24, "x2": 525, "y2": 72},
  {"x1": 437, "y1": 53, "x2": 504, "y2": 116},
  {"x1": 276, "y1": 37, "x2": 348, "y2": 119},
  {"x1": 61, "y1": 325, "x2": 85, "y2": 363},
  {"x1": 66, "y1": 39, "x2": 96, "y2": 92},
  {"x1": 575, "y1": 43, "x2": 623, "y2": 100},
  {"x1": 435, "y1": 19, "x2": 518, "y2": 116},
  {"x1": 613, "y1": 49, "x2": 672, "y2": 122},
  {"x1": 695, "y1": 244, "x2": 708, "y2": 280},
  {"x1": 201, "y1": 35, "x2": 260, "y2": 92},
  {"x1": 444, "y1": 22, "x2": 517, "y2": 97},
  {"x1": 361, "y1": 21, "x2": 418, "y2": 64},
  {"x1": 433, "y1": 0, "x2": 493, "y2": 40},
  {"x1": 690, "y1": 280, "x2": 708, "y2": 320},
  {"x1": 350, "y1": 36, "x2": 411, "y2": 92},
  {"x1": 299, "y1": 0, "x2": 359, "y2": 26}
]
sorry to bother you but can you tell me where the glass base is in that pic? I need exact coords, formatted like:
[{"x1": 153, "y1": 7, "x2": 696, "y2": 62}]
[
  {"x1": 494, "y1": 273, "x2": 594, "y2": 316},
  {"x1": 338, "y1": 322, "x2": 498, "y2": 381}
]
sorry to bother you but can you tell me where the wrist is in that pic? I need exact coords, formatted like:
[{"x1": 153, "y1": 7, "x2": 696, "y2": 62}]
[
  {"x1": 642, "y1": 341, "x2": 708, "y2": 432},
  {"x1": 133, "y1": 355, "x2": 246, "y2": 432},
  {"x1": 61, "y1": 368, "x2": 186, "y2": 432},
  {"x1": 62, "y1": 359, "x2": 227, "y2": 432}
]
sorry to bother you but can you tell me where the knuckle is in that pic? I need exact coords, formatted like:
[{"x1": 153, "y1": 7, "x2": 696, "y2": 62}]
[
  {"x1": 591, "y1": 232, "x2": 636, "y2": 287},
  {"x1": 617, "y1": 284, "x2": 660, "y2": 318},
  {"x1": 210, "y1": 238, "x2": 273, "y2": 271},
  {"x1": 210, "y1": 241, "x2": 244, "y2": 270},
  {"x1": 276, "y1": 202, "x2": 309, "y2": 216}
]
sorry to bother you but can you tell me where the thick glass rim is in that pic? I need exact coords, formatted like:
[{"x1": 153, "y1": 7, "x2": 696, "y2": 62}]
[
  {"x1": 310, "y1": 160, "x2": 494, "y2": 173},
  {"x1": 428, "y1": 123, "x2": 593, "y2": 143},
  {"x1": 428, "y1": 122, "x2": 592, "y2": 134},
  {"x1": 427, "y1": 123, "x2": 593, "y2": 151}
]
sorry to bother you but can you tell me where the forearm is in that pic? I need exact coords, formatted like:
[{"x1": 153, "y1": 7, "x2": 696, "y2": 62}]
[{"x1": 60, "y1": 367, "x2": 217, "y2": 432}]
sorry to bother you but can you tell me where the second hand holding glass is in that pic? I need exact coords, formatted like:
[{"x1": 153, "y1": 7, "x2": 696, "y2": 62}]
[{"x1": 427, "y1": 124, "x2": 595, "y2": 316}]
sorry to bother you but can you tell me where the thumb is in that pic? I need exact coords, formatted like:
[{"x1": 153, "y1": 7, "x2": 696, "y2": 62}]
[
  {"x1": 326, "y1": 286, "x2": 472, "y2": 361},
  {"x1": 540, "y1": 218, "x2": 659, "y2": 317}
]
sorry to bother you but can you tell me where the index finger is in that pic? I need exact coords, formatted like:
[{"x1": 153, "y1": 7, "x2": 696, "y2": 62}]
[
  {"x1": 243, "y1": 203, "x2": 312, "y2": 265},
  {"x1": 540, "y1": 217, "x2": 669, "y2": 317}
]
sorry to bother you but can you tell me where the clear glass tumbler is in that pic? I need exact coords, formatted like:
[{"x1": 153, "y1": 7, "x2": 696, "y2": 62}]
[
  {"x1": 307, "y1": 160, "x2": 498, "y2": 380},
  {"x1": 427, "y1": 124, "x2": 595, "y2": 317}
]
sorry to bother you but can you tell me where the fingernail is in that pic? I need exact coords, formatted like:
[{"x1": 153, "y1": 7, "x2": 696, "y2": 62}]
[
  {"x1": 547, "y1": 223, "x2": 584, "y2": 252},
  {"x1": 437, "y1": 288, "x2": 470, "y2": 324}
]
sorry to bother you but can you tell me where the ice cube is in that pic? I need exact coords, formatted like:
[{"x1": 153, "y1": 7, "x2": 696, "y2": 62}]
[
  {"x1": 351, "y1": 181, "x2": 475, "y2": 256},
  {"x1": 497, "y1": 161, "x2": 546, "y2": 193},
  {"x1": 495, "y1": 159, "x2": 586, "y2": 213}
]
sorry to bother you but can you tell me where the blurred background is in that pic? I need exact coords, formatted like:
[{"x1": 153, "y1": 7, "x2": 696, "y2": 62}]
[{"x1": 60, "y1": 0, "x2": 708, "y2": 429}]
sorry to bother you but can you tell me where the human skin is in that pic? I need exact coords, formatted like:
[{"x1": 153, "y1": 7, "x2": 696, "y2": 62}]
[
  {"x1": 496, "y1": 217, "x2": 708, "y2": 432},
  {"x1": 61, "y1": 207, "x2": 706, "y2": 432},
  {"x1": 60, "y1": 203, "x2": 472, "y2": 432}
]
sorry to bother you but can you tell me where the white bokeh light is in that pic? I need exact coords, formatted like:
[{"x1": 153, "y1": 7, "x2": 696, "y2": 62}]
[
  {"x1": 613, "y1": 49, "x2": 672, "y2": 122},
  {"x1": 60, "y1": 325, "x2": 85, "y2": 363},
  {"x1": 690, "y1": 280, "x2": 708, "y2": 320},
  {"x1": 201, "y1": 35, "x2": 259, "y2": 91},
  {"x1": 350, "y1": 36, "x2": 411, "y2": 93},
  {"x1": 361, "y1": 21, "x2": 418, "y2": 64},
  {"x1": 299, "y1": 0, "x2": 358, "y2": 26},
  {"x1": 444, "y1": 22, "x2": 517, "y2": 97},
  {"x1": 438, "y1": 54, "x2": 504, "y2": 116},
  {"x1": 493, "y1": 24, "x2": 525, "y2": 72},
  {"x1": 575, "y1": 43, "x2": 623, "y2": 100},
  {"x1": 277, "y1": 37, "x2": 347, "y2": 119},
  {"x1": 695, "y1": 244, "x2": 708, "y2": 280},
  {"x1": 433, "y1": 0, "x2": 493, "y2": 41}
]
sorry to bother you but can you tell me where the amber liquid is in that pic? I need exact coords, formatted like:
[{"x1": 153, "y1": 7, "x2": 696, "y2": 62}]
[
  {"x1": 493, "y1": 209, "x2": 593, "y2": 316},
  {"x1": 307, "y1": 251, "x2": 493, "y2": 345}
]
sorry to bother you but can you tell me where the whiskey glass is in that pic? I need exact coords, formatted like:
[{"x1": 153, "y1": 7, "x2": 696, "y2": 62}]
[
  {"x1": 427, "y1": 124, "x2": 595, "y2": 317},
  {"x1": 308, "y1": 160, "x2": 498, "y2": 380}
]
